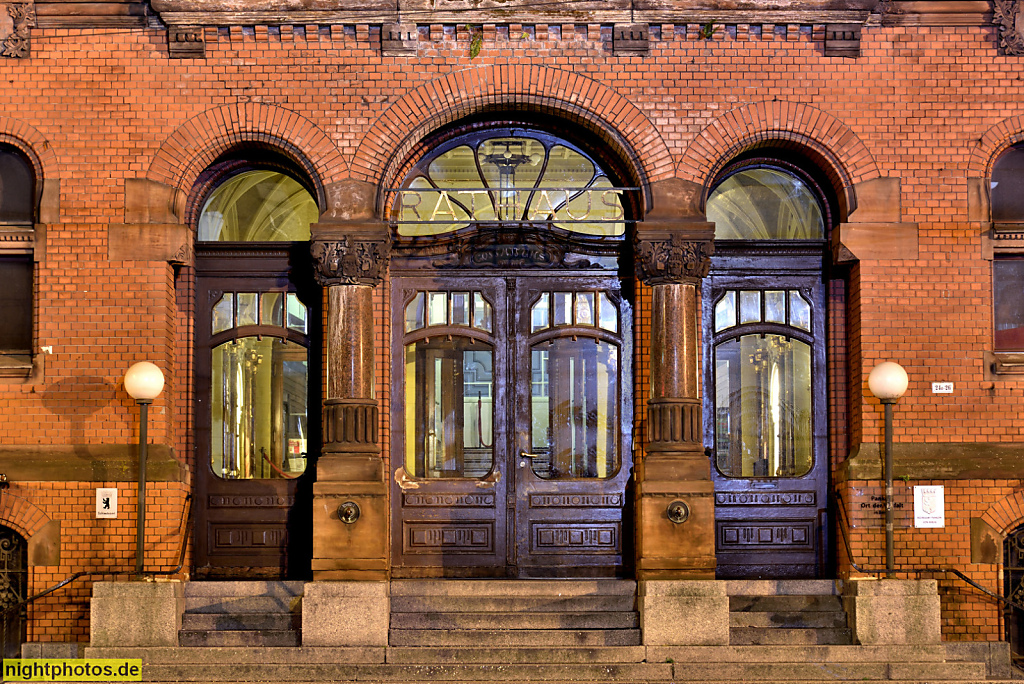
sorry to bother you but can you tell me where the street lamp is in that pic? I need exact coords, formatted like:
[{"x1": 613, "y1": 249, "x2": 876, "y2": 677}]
[
  {"x1": 124, "y1": 361, "x2": 165, "y2": 578},
  {"x1": 868, "y1": 361, "x2": 908, "y2": 579}
]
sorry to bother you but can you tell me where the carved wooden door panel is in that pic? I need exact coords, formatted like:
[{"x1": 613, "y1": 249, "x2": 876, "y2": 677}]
[
  {"x1": 703, "y1": 267, "x2": 829, "y2": 579},
  {"x1": 390, "y1": 274, "x2": 631, "y2": 577},
  {"x1": 511, "y1": 275, "x2": 633, "y2": 577},
  {"x1": 391, "y1": 277, "x2": 510, "y2": 576},
  {"x1": 194, "y1": 247, "x2": 319, "y2": 578}
]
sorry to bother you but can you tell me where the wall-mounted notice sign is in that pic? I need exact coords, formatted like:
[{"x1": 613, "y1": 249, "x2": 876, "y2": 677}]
[
  {"x1": 914, "y1": 485, "x2": 944, "y2": 528},
  {"x1": 96, "y1": 487, "x2": 117, "y2": 519},
  {"x1": 932, "y1": 382, "x2": 954, "y2": 393}
]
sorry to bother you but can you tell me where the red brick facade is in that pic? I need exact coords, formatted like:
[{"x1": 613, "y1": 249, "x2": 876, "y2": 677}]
[{"x1": 1, "y1": 10, "x2": 1023, "y2": 645}]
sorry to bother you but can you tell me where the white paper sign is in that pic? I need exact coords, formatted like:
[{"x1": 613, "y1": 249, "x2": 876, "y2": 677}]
[
  {"x1": 914, "y1": 485, "x2": 944, "y2": 528},
  {"x1": 96, "y1": 488, "x2": 117, "y2": 519},
  {"x1": 931, "y1": 382, "x2": 954, "y2": 394}
]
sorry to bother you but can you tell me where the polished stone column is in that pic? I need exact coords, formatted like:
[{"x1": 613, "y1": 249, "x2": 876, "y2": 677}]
[
  {"x1": 634, "y1": 179, "x2": 717, "y2": 579},
  {"x1": 309, "y1": 198, "x2": 391, "y2": 580}
]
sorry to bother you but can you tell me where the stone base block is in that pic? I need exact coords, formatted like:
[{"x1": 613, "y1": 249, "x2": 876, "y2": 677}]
[
  {"x1": 843, "y1": 579, "x2": 941, "y2": 645},
  {"x1": 21, "y1": 642, "x2": 84, "y2": 658},
  {"x1": 312, "y1": 481, "x2": 387, "y2": 580},
  {"x1": 639, "y1": 580, "x2": 729, "y2": 645},
  {"x1": 89, "y1": 581, "x2": 183, "y2": 647},
  {"x1": 636, "y1": 479, "x2": 716, "y2": 580},
  {"x1": 302, "y1": 581, "x2": 389, "y2": 647}
]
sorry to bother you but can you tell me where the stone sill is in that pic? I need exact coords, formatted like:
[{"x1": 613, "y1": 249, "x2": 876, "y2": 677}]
[
  {"x1": 0, "y1": 444, "x2": 186, "y2": 482},
  {"x1": 844, "y1": 442, "x2": 1024, "y2": 481}
]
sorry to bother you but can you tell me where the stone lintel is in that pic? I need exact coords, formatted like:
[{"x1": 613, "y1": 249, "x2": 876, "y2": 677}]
[
  {"x1": 831, "y1": 222, "x2": 918, "y2": 263},
  {"x1": 108, "y1": 223, "x2": 190, "y2": 264},
  {"x1": 844, "y1": 441, "x2": 1024, "y2": 480},
  {"x1": 0, "y1": 444, "x2": 185, "y2": 482}
]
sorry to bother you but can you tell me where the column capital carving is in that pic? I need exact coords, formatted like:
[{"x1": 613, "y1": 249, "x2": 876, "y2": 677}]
[
  {"x1": 310, "y1": 222, "x2": 391, "y2": 287},
  {"x1": 634, "y1": 225, "x2": 714, "y2": 285}
]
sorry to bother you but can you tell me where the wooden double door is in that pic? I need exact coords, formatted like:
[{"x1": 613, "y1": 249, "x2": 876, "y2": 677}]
[{"x1": 391, "y1": 273, "x2": 632, "y2": 577}]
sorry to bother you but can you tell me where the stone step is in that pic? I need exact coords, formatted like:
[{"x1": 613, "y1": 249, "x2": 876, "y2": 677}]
[
  {"x1": 84, "y1": 646, "x2": 385, "y2": 664},
  {"x1": 647, "y1": 644, "x2": 950, "y2": 663},
  {"x1": 181, "y1": 612, "x2": 300, "y2": 631},
  {"x1": 729, "y1": 627, "x2": 852, "y2": 645},
  {"x1": 389, "y1": 611, "x2": 639, "y2": 630},
  {"x1": 725, "y1": 580, "x2": 840, "y2": 596},
  {"x1": 388, "y1": 628, "x2": 642, "y2": 647},
  {"x1": 390, "y1": 595, "x2": 635, "y2": 613},
  {"x1": 390, "y1": 579, "x2": 636, "y2": 597},
  {"x1": 729, "y1": 595, "x2": 843, "y2": 612},
  {"x1": 729, "y1": 610, "x2": 847, "y2": 629},
  {"x1": 178, "y1": 630, "x2": 300, "y2": 647},
  {"x1": 183, "y1": 581, "x2": 305, "y2": 598},
  {"x1": 386, "y1": 646, "x2": 646, "y2": 664},
  {"x1": 670, "y1": 660, "x2": 989, "y2": 681},
  {"x1": 140, "y1": 662, "x2": 673, "y2": 682},
  {"x1": 184, "y1": 595, "x2": 302, "y2": 614}
]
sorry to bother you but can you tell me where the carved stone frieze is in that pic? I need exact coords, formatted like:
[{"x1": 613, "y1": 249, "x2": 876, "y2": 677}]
[
  {"x1": 994, "y1": 0, "x2": 1024, "y2": 54},
  {"x1": 0, "y1": 2, "x2": 34, "y2": 59},
  {"x1": 428, "y1": 228, "x2": 596, "y2": 269},
  {"x1": 311, "y1": 234, "x2": 391, "y2": 287},
  {"x1": 635, "y1": 232, "x2": 712, "y2": 285}
]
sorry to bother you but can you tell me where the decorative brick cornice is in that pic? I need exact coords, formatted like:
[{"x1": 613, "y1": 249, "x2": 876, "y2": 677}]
[{"x1": 1, "y1": 2, "x2": 34, "y2": 58}]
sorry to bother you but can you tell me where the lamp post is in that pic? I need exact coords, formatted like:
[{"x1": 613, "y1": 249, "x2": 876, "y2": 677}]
[
  {"x1": 868, "y1": 361, "x2": 909, "y2": 579},
  {"x1": 124, "y1": 361, "x2": 165, "y2": 578}
]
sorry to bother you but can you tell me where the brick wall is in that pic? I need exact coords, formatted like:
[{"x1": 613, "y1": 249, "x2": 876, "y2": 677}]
[{"x1": 0, "y1": 18, "x2": 1021, "y2": 642}]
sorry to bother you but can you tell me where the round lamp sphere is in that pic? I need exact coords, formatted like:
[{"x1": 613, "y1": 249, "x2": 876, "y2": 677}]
[
  {"x1": 868, "y1": 361, "x2": 908, "y2": 401},
  {"x1": 124, "y1": 361, "x2": 165, "y2": 401}
]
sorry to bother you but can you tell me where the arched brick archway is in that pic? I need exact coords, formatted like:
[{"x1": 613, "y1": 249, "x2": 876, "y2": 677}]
[
  {"x1": 981, "y1": 491, "x2": 1024, "y2": 536},
  {"x1": 0, "y1": 493, "x2": 52, "y2": 542},
  {"x1": 145, "y1": 103, "x2": 347, "y2": 205},
  {"x1": 968, "y1": 115, "x2": 1024, "y2": 178},
  {"x1": 0, "y1": 117, "x2": 60, "y2": 188},
  {"x1": 351, "y1": 64, "x2": 675, "y2": 210},
  {"x1": 677, "y1": 100, "x2": 880, "y2": 218}
]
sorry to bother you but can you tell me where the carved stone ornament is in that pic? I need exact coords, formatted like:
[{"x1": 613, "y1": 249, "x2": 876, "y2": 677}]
[
  {"x1": 994, "y1": 0, "x2": 1024, "y2": 55},
  {"x1": 635, "y1": 233, "x2": 712, "y2": 284},
  {"x1": 311, "y1": 235, "x2": 391, "y2": 287},
  {"x1": 430, "y1": 228, "x2": 595, "y2": 270},
  {"x1": 0, "y1": 2, "x2": 34, "y2": 59}
]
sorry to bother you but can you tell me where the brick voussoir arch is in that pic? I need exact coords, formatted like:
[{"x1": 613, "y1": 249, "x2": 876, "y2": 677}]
[
  {"x1": 353, "y1": 64, "x2": 675, "y2": 200},
  {"x1": 0, "y1": 492, "x2": 53, "y2": 541},
  {"x1": 677, "y1": 101, "x2": 880, "y2": 212},
  {"x1": 969, "y1": 115, "x2": 1024, "y2": 177},
  {"x1": 0, "y1": 115, "x2": 61, "y2": 192},
  {"x1": 982, "y1": 490, "x2": 1024, "y2": 536},
  {"x1": 146, "y1": 103, "x2": 347, "y2": 203}
]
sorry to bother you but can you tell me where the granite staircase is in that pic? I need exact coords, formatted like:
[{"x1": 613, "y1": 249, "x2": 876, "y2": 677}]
[
  {"x1": 728, "y1": 579, "x2": 853, "y2": 645},
  {"x1": 177, "y1": 581, "x2": 302, "y2": 647},
  {"x1": 83, "y1": 578, "x2": 1012, "y2": 683}
]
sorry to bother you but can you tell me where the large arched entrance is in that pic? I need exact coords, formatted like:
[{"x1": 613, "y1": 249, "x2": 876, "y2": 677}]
[{"x1": 387, "y1": 127, "x2": 640, "y2": 578}]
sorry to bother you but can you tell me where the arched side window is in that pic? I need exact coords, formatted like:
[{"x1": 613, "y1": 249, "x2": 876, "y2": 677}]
[
  {"x1": 990, "y1": 145, "x2": 1024, "y2": 359},
  {"x1": 0, "y1": 145, "x2": 36, "y2": 377}
]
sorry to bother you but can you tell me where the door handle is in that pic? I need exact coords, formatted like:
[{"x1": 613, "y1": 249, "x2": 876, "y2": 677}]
[{"x1": 519, "y1": 451, "x2": 543, "y2": 459}]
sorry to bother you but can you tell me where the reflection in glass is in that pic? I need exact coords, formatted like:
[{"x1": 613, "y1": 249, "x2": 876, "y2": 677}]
[
  {"x1": 714, "y1": 334, "x2": 812, "y2": 478},
  {"x1": 554, "y1": 292, "x2": 571, "y2": 326},
  {"x1": 765, "y1": 290, "x2": 786, "y2": 324},
  {"x1": 237, "y1": 293, "x2": 258, "y2": 327},
  {"x1": 261, "y1": 292, "x2": 283, "y2": 327},
  {"x1": 790, "y1": 291, "x2": 811, "y2": 332},
  {"x1": 212, "y1": 293, "x2": 234, "y2": 335},
  {"x1": 428, "y1": 292, "x2": 447, "y2": 326},
  {"x1": 286, "y1": 293, "x2": 307, "y2": 334},
  {"x1": 451, "y1": 292, "x2": 470, "y2": 327},
  {"x1": 740, "y1": 291, "x2": 761, "y2": 324},
  {"x1": 404, "y1": 338, "x2": 494, "y2": 478},
  {"x1": 995, "y1": 258, "x2": 1024, "y2": 350},
  {"x1": 707, "y1": 168, "x2": 825, "y2": 240},
  {"x1": 530, "y1": 338, "x2": 619, "y2": 479},
  {"x1": 598, "y1": 293, "x2": 618, "y2": 332},
  {"x1": 715, "y1": 291, "x2": 736, "y2": 332},
  {"x1": 211, "y1": 337, "x2": 308, "y2": 479},
  {"x1": 198, "y1": 171, "x2": 317, "y2": 242},
  {"x1": 532, "y1": 293, "x2": 550, "y2": 332},
  {"x1": 576, "y1": 292, "x2": 595, "y2": 326},
  {"x1": 405, "y1": 292, "x2": 425, "y2": 332},
  {"x1": 473, "y1": 293, "x2": 493, "y2": 332}
]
